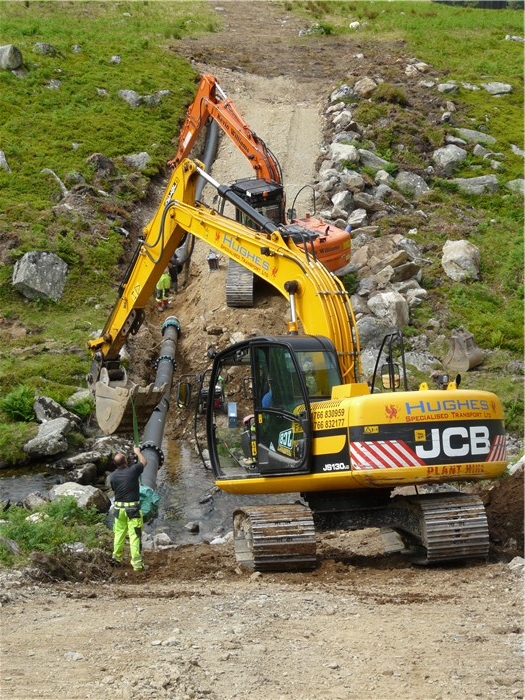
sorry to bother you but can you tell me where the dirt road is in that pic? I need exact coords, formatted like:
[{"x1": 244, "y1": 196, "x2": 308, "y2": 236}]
[{"x1": 1, "y1": 3, "x2": 523, "y2": 699}]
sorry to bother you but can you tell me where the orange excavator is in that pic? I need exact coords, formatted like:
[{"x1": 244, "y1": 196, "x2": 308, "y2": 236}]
[{"x1": 168, "y1": 74, "x2": 351, "y2": 307}]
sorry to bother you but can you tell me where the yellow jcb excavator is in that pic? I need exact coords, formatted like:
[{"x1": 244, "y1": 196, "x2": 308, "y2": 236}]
[{"x1": 88, "y1": 158, "x2": 507, "y2": 570}]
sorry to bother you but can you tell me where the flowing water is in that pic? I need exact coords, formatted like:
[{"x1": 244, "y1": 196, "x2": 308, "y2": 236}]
[{"x1": 0, "y1": 435, "x2": 292, "y2": 545}]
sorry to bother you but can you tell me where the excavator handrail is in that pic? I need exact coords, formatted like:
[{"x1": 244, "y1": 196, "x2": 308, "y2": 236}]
[
  {"x1": 168, "y1": 74, "x2": 282, "y2": 184},
  {"x1": 88, "y1": 158, "x2": 360, "y2": 384}
]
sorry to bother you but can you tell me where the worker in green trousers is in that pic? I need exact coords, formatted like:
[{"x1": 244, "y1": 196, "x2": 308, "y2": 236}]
[{"x1": 110, "y1": 446, "x2": 147, "y2": 571}]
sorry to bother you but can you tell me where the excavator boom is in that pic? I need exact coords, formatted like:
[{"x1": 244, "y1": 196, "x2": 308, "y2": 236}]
[
  {"x1": 87, "y1": 158, "x2": 360, "y2": 433},
  {"x1": 168, "y1": 74, "x2": 281, "y2": 183}
]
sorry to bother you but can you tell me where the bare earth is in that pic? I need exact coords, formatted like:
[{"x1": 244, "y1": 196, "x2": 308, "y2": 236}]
[{"x1": 1, "y1": 3, "x2": 523, "y2": 700}]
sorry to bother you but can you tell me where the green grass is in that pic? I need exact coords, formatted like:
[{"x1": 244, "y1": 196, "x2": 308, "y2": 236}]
[
  {"x1": 291, "y1": 0, "x2": 523, "y2": 361},
  {"x1": 0, "y1": 1, "x2": 218, "y2": 454},
  {"x1": 0, "y1": 496, "x2": 109, "y2": 567}
]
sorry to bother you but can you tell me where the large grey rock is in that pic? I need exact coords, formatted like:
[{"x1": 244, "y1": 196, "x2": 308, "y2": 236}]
[
  {"x1": 122, "y1": 152, "x2": 151, "y2": 170},
  {"x1": 356, "y1": 316, "x2": 397, "y2": 349},
  {"x1": 454, "y1": 128, "x2": 497, "y2": 145},
  {"x1": 0, "y1": 150, "x2": 11, "y2": 173},
  {"x1": 49, "y1": 482, "x2": 110, "y2": 513},
  {"x1": 330, "y1": 84, "x2": 355, "y2": 102},
  {"x1": 340, "y1": 170, "x2": 365, "y2": 190},
  {"x1": 367, "y1": 291, "x2": 410, "y2": 329},
  {"x1": 33, "y1": 42, "x2": 58, "y2": 56},
  {"x1": 347, "y1": 208, "x2": 368, "y2": 228},
  {"x1": 437, "y1": 82, "x2": 458, "y2": 94},
  {"x1": 451, "y1": 175, "x2": 499, "y2": 195},
  {"x1": 481, "y1": 82, "x2": 512, "y2": 95},
  {"x1": 441, "y1": 240, "x2": 480, "y2": 281},
  {"x1": 33, "y1": 396, "x2": 81, "y2": 427},
  {"x1": 118, "y1": 89, "x2": 142, "y2": 108},
  {"x1": 23, "y1": 417, "x2": 74, "y2": 457},
  {"x1": 358, "y1": 149, "x2": 391, "y2": 172},
  {"x1": 395, "y1": 171, "x2": 430, "y2": 198},
  {"x1": 331, "y1": 190, "x2": 354, "y2": 214},
  {"x1": 506, "y1": 179, "x2": 524, "y2": 194},
  {"x1": 12, "y1": 251, "x2": 68, "y2": 302},
  {"x1": 353, "y1": 191, "x2": 386, "y2": 212},
  {"x1": 332, "y1": 110, "x2": 354, "y2": 129},
  {"x1": 432, "y1": 145, "x2": 467, "y2": 174},
  {"x1": 0, "y1": 44, "x2": 23, "y2": 70},
  {"x1": 329, "y1": 143, "x2": 359, "y2": 165}
]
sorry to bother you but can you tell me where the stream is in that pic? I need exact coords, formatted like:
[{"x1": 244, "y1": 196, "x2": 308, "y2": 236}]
[{"x1": 0, "y1": 434, "x2": 292, "y2": 546}]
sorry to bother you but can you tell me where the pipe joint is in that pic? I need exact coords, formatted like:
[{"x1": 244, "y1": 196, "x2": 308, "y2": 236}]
[
  {"x1": 140, "y1": 441, "x2": 165, "y2": 468},
  {"x1": 162, "y1": 316, "x2": 181, "y2": 334},
  {"x1": 154, "y1": 355, "x2": 177, "y2": 372}
]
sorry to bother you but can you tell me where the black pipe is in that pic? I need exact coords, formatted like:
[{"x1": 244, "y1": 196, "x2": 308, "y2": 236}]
[
  {"x1": 175, "y1": 120, "x2": 220, "y2": 265},
  {"x1": 140, "y1": 316, "x2": 180, "y2": 490}
]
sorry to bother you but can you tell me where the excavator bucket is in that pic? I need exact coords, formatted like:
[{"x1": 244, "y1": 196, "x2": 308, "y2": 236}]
[
  {"x1": 95, "y1": 369, "x2": 166, "y2": 435},
  {"x1": 443, "y1": 327, "x2": 484, "y2": 372}
]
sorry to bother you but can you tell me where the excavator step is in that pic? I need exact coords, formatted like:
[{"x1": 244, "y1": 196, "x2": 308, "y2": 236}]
[
  {"x1": 226, "y1": 260, "x2": 254, "y2": 308},
  {"x1": 399, "y1": 493, "x2": 490, "y2": 565},
  {"x1": 233, "y1": 504, "x2": 317, "y2": 572}
]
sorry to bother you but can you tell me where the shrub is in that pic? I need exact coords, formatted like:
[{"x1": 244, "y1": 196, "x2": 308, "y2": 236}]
[
  {"x1": 374, "y1": 83, "x2": 408, "y2": 107},
  {"x1": 0, "y1": 497, "x2": 108, "y2": 567},
  {"x1": 0, "y1": 386, "x2": 35, "y2": 422}
]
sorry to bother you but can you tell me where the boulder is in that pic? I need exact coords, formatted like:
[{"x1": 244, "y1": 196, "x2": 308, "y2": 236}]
[
  {"x1": 481, "y1": 82, "x2": 512, "y2": 95},
  {"x1": 329, "y1": 143, "x2": 359, "y2": 165},
  {"x1": 432, "y1": 145, "x2": 467, "y2": 175},
  {"x1": 122, "y1": 152, "x2": 151, "y2": 170},
  {"x1": 356, "y1": 316, "x2": 397, "y2": 349},
  {"x1": 395, "y1": 171, "x2": 430, "y2": 198},
  {"x1": 23, "y1": 417, "x2": 74, "y2": 457},
  {"x1": 367, "y1": 291, "x2": 410, "y2": 329},
  {"x1": 0, "y1": 150, "x2": 11, "y2": 173},
  {"x1": 347, "y1": 208, "x2": 368, "y2": 228},
  {"x1": 454, "y1": 128, "x2": 497, "y2": 145},
  {"x1": 354, "y1": 77, "x2": 377, "y2": 98},
  {"x1": 49, "y1": 482, "x2": 110, "y2": 513},
  {"x1": 0, "y1": 44, "x2": 23, "y2": 70},
  {"x1": 33, "y1": 396, "x2": 81, "y2": 427},
  {"x1": 441, "y1": 240, "x2": 480, "y2": 282},
  {"x1": 118, "y1": 89, "x2": 142, "y2": 108},
  {"x1": 12, "y1": 251, "x2": 68, "y2": 302},
  {"x1": 506, "y1": 179, "x2": 524, "y2": 194},
  {"x1": 331, "y1": 190, "x2": 354, "y2": 214},
  {"x1": 358, "y1": 149, "x2": 391, "y2": 172},
  {"x1": 451, "y1": 175, "x2": 499, "y2": 195}
]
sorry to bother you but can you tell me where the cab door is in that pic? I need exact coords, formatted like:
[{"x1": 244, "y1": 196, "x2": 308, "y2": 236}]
[{"x1": 207, "y1": 340, "x2": 312, "y2": 479}]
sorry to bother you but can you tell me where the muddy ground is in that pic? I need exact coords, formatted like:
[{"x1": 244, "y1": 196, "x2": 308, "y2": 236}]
[{"x1": 1, "y1": 3, "x2": 524, "y2": 699}]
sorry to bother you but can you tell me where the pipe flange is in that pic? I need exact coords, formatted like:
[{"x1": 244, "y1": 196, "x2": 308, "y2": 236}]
[
  {"x1": 162, "y1": 316, "x2": 181, "y2": 334},
  {"x1": 153, "y1": 355, "x2": 177, "y2": 372},
  {"x1": 140, "y1": 441, "x2": 165, "y2": 467}
]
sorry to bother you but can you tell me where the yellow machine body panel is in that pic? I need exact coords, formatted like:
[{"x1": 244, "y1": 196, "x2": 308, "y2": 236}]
[{"x1": 215, "y1": 387, "x2": 506, "y2": 495}]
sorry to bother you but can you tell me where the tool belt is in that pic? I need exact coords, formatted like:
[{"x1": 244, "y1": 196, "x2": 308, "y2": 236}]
[{"x1": 114, "y1": 501, "x2": 141, "y2": 519}]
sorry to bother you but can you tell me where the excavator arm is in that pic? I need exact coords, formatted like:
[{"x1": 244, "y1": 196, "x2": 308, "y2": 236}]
[
  {"x1": 168, "y1": 74, "x2": 282, "y2": 184},
  {"x1": 87, "y1": 158, "x2": 360, "y2": 434}
]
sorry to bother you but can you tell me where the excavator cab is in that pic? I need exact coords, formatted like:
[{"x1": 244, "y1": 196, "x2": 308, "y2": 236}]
[{"x1": 206, "y1": 335, "x2": 342, "y2": 482}]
